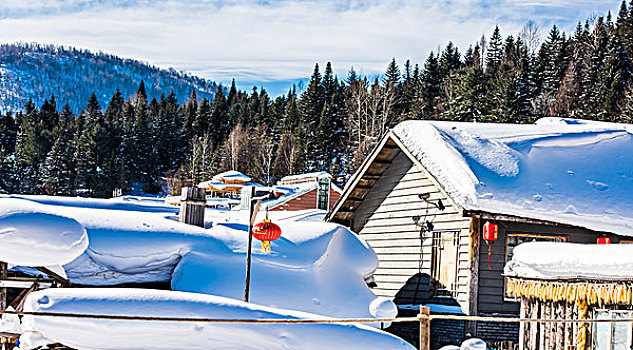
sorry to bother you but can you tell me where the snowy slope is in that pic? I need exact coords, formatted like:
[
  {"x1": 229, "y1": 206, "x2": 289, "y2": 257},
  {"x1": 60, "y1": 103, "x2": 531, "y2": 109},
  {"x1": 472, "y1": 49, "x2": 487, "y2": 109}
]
[
  {"x1": 0, "y1": 195, "x2": 396, "y2": 322},
  {"x1": 504, "y1": 242, "x2": 633, "y2": 280},
  {"x1": 392, "y1": 118, "x2": 633, "y2": 236},
  {"x1": 0, "y1": 43, "x2": 218, "y2": 114},
  {"x1": 20, "y1": 288, "x2": 414, "y2": 350}
]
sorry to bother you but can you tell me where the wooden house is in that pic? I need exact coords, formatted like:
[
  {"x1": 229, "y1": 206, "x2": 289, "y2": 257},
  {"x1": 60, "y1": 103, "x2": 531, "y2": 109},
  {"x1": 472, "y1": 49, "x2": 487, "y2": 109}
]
[
  {"x1": 326, "y1": 118, "x2": 633, "y2": 344},
  {"x1": 505, "y1": 242, "x2": 633, "y2": 350},
  {"x1": 265, "y1": 172, "x2": 342, "y2": 212},
  {"x1": 198, "y1": 170, "x2": 258, "y2": 198}
]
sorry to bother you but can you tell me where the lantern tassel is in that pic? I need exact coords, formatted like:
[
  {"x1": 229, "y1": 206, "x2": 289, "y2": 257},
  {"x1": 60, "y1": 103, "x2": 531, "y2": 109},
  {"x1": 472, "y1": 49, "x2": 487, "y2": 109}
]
[
  {"x1": 262, "y1": 240, "x2": 271, "y2": 254},
  {"x1": 487, "y1": 244, "x2": 492, "y2": 269}
]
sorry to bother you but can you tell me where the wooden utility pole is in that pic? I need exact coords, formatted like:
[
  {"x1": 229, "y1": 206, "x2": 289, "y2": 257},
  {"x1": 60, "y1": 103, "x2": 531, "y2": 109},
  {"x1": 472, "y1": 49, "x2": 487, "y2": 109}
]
[
  {"x1": 243, "y1": 187, "x2": 262, "y2": 303},
  {"x1": 419, "y1": 306, "x2": 431, "y2": 350}
]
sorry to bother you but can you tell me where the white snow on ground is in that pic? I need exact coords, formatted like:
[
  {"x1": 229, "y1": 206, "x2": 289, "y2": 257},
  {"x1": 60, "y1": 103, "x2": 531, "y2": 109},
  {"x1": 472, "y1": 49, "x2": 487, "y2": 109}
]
[
  {"x1": 0, "y1": 307, "x2": 21, "y2": 334},
  {"x1": 0, "y1": 195, "x2": 397, "y2": 323},
  {"x1": 0, "y1": 198, "x2": 88, "y2": 266},
  {"x1": 19, "y1": 288, "x2": 414, "y2": 350},
  {"x1": 393, "y1": 118, "x2": 633, "y2": 236},
  {"x1": 504, "y1": 242, "x2": 633, "y2": 280}
]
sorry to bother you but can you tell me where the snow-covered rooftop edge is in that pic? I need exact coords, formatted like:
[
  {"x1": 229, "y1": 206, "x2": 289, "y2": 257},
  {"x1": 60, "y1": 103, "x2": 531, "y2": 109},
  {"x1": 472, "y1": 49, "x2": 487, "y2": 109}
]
[
  {"x1": 504, "y1": 242, "x2": 633, "y2": 280},
  {"x1": 391, "y1": 118, "x2": 633, "y2": 237}
]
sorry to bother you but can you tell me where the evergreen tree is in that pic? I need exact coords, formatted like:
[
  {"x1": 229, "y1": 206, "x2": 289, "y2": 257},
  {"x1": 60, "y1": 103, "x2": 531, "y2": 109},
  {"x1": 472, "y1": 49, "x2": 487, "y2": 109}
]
[{"x1": 486, "y1": 26, "x2": 504, "y2": 74}]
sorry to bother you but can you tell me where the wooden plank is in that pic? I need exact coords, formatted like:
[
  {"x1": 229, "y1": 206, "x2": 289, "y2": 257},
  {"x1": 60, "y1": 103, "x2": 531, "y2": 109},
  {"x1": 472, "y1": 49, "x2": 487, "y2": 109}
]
[
  {"x1": 179, "y1": 187, "x2": 206, "y2": 227},
  {"x1": 519, "y1": 297, "x2": 527, "y2": 349},
  {"x1": 0, "y1": 280, "x2": 52, "y2": 289},
  {"x1": 468, "y1": 217, "x2": 480, "y2": 320},
  {"x1": 361, "y1": 220, "x2": 469, "y2": 233},
  {"x1": 374, "y1": 272, "x2": 431, "y2": 281},
  {"x1": 0, "y1": 261, "x2": 6, "y2": 311},
  {"x1": 360, "y1": 206, "x2": 463, "y2": 221}
]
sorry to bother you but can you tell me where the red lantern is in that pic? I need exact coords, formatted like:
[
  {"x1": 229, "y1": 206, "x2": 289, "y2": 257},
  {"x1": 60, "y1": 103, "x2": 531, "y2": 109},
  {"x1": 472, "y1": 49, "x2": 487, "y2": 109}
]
[
  {"x1": 252, "y1": 219, "x2": 282, "y2": 254},
  {"x1": 483, "y1": 222, "x2": 498, "y2": 243},
  {"x1": 597, "y1": 235, "x2": 611, "y2": 245},
  {"x1": 482, "y1": 221, "x2": 499, "y2": 269}
]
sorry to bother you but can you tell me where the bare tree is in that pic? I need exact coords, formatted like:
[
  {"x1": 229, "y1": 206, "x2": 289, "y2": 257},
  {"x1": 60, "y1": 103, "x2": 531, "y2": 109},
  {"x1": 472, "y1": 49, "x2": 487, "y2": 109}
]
[
  {"x1": 184, "y1": 133, "x2": 214, "y2": 185},
  {"x1": 220, "y1": 123, "x2": 248, "y2": 173},
  {"x1": 273, "y1": 131, "x2": 298, "y2": 179},
  {"x1": 519, "y1": 20, "x2": 541, "y2": 57},
  {"x1": 250, "y1": 123, "x2": 275, "y2": 184}
]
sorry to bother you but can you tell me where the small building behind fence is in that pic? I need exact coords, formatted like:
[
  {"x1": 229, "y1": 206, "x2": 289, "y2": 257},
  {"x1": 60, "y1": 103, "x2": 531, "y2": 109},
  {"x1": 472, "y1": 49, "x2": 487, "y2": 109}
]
[{"x1": 505, "y1": 242, "x2": 633, "y2": 350}]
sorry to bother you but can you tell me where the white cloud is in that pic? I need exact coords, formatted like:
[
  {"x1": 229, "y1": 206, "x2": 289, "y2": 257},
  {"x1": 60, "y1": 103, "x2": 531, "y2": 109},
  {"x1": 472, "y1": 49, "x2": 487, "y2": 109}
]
[{"x1": 0, "y1": 0, "x2": 623, "y2": 94}]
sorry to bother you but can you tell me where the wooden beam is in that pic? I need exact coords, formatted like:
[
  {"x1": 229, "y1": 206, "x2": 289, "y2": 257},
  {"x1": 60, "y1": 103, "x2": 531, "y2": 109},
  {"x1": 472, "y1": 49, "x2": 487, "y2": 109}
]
[
  {"x1": 0, "y1": 280, "x2": 51, "y2": 289},
  {"x1": 419, "y1": 306, "x2": 431, "y2": 350},
  {"x1": 35, "y1": 266, "x2": 71, "y2": 287},
  {"x1": 465, "y1": 217, "x2": 480, "y2": 336},
  {"x1": 0, "y1": 262, "x2": 6, "y2": 311}
]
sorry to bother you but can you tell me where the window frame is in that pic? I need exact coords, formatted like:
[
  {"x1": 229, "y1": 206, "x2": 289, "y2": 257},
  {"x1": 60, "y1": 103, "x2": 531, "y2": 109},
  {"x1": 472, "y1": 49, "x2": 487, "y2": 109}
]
[
  {"x1": 316, "y1": 178, "x2": 330, "y2": 210},
  {"x1": 430, "y1": 230, "x2": 460, "y2": 296},
  {"x1": 593, "y1": 309, "x2": 633, "y2": 350}
]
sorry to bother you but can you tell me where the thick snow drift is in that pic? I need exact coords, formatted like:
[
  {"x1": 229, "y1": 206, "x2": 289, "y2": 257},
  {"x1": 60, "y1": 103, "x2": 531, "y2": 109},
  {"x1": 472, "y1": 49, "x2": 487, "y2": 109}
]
[
  {"x1": 20, "y1": 288, "x2": 414, "y2": 350},
  {"x1": 0, "y1": 195, "x2": 395, "y2": 323},
  {"x1": 393, "y1": 118, "x2": 633, "y2": 236},
  {"x1": 0, "y1": 199, "x2": 88, "y2": 266},
  {"x1": 504, "y1": 242, "x2": 633, "y2": 280}
]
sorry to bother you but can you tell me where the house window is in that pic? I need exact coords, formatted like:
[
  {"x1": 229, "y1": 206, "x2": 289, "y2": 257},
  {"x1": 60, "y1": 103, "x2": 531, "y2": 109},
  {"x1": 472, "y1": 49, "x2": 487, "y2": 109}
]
[
  {"x1": 317, "y1": 178, "x2": 330, "y2": 210},
  {"x1": 431, "y1": 231, "x2": 460, "y2": 296},
  {"x1": 594, "y1": 310, "x2": 633, "y2": 350},
  {"x1": 504, "y1": 233, "x2": 567, "y2": 299}
]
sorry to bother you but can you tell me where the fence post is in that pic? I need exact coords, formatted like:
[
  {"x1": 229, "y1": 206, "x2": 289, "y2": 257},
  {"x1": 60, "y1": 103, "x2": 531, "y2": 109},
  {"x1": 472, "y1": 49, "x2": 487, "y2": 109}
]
[
  {"x1": 419, "y1": 306, "x2": 431, "y2": 350},
  {"x1": 0, "y1": 261, "x2": 6, "y2": 311},
  {"x1": 179, "y1": 187, "x2": 206, "y2": 227}
]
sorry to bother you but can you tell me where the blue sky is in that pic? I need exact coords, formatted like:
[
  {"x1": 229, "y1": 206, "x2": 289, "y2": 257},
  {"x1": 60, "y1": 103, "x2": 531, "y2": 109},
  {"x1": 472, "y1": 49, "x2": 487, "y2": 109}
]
[{"x1": 0, "y1": 0, "x2": 625, "y2": 96}]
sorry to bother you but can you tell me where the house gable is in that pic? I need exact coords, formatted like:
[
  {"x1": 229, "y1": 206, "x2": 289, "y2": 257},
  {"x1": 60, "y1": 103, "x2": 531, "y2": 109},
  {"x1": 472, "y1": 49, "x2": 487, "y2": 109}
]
[{"x1": 328, "y1": 133, "x2": 475, "y2": 314}]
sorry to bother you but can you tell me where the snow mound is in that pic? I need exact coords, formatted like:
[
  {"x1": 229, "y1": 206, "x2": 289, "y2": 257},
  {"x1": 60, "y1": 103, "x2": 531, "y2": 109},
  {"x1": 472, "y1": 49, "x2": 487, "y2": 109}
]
[
  {"x1": 392, "y1": 119, "x2": 633, "y2": 236},
  {"x1": 0, "y1": 198, "x2": 88, "y2": 266},
  {"x1": 1, "y1": 195, "x2": 395, "y2": 323},
  {"x1": 0, "y1": 307, "x2": 21, "y2": 334},
  {"x1": 20, "y1": 288, "x2": 414, "y2": 350},
  {"x1": 504, "y1": 242, "x2": 633, "y2": 280}
]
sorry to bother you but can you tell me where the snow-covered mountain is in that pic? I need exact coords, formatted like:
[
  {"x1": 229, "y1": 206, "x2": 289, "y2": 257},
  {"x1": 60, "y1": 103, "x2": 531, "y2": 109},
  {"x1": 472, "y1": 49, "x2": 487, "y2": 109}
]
[{"x1": 0, "y1": 43, "x2": 219, "y2": 113}]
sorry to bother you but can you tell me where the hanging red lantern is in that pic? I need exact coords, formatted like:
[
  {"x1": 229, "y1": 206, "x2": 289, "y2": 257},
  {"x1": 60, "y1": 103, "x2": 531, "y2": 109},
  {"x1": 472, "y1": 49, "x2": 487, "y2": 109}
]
[
  {"x1": 483, "y1": 222, "x2": 498, "y2": 243},
  {"x1": 252, "y1": 219, "x2": 282, "y2": 254},
  {"x1": 597, "y1": 234, "x2": 611, "y2": 245},
  {"x1": 482, "y1": 221, "x2": 499, "y2": 269}
]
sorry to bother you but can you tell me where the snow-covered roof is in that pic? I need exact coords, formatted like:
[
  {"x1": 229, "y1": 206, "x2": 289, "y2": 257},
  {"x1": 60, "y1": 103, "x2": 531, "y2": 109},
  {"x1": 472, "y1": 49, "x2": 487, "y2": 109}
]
[
  {"x1": 263, "y1": 181, "x2": 343, "y2": 210},
  {"x1": 211, "y1": 170, "x2": 251, "y2": 183},
  {"x1": 392, "y1": 117, "x2": 633, "y2": 237},
  {"x1": 0, "y1": 194, "x2": 394, "y2": 323},
  {"x1": 504, "y1": 242, "x2": 633, "y2": 280},
  {"x1": 280, "y1": 171, "x2": 332, "y2": 183}
]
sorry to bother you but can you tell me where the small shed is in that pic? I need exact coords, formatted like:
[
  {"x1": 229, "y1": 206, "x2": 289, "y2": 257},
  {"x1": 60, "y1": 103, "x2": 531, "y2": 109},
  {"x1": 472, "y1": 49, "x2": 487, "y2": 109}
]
[
  {"x1": 505, "y1": 242, "x2": 633, "y2": 350},
  {"x1": 265, "y1": 172, "x2": 342, "y2": 211}
]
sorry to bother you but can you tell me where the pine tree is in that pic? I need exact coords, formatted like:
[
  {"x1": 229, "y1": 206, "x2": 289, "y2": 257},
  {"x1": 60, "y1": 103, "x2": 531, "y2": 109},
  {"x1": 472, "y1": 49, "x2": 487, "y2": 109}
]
[
  {"x1": 443, "y1": 66, "x2": 492, "y2": 121},
  {"x1": 420, "y1": 52, "x2": 443, "y2": 118},
  {"x1": 40, "y1": 106, "x2": 76, "y2": 195},
  {"x1": 486, "y1": 26, "x2": 503, "y2": 74}
]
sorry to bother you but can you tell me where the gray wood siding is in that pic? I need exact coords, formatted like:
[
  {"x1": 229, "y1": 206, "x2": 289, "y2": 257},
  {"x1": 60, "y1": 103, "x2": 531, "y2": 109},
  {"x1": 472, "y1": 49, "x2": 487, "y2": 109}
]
[
  {"x1": 476, "y1": 221, "x2": 622, "y2": 315},
  {"x1": 351, "y1": 151, "x2": 472, "y2": 310}
]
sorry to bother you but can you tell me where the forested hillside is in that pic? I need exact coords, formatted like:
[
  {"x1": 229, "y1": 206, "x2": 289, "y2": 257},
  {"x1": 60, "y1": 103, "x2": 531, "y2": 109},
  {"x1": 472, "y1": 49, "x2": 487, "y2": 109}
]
[
  {"x1": 0, "y1": 43, "x2": 218, "y2": 113},
  {"x1": 1, "y1": 2, "x2": 633, "y2": 197}
]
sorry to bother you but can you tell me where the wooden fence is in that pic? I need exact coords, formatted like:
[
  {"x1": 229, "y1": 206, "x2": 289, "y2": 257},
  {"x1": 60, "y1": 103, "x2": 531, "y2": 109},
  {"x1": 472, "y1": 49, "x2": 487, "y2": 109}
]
[{"x1": 3, "y1": 307, "x2": 633, "y2": 350}]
